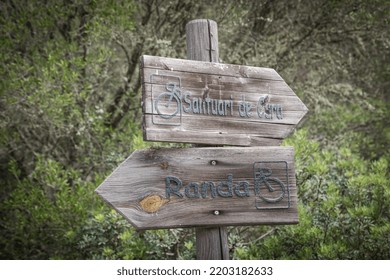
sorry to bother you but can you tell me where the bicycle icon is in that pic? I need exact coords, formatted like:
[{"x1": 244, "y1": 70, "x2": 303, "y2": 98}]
[
  {"x1": 253, "y1": 161, "x2": 290, "y2": 210},
  {"x1": 150, "y1": 74, "x2": 184, "y2": 126},
  {"x1": 155, "y1": 82, "x2": 182, "y2": 119}
]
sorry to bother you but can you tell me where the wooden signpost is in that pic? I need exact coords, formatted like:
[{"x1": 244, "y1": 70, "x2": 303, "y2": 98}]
[
  {"x1": 95, "y1": 146, "x2": 297, "y2": 229},
  {"x1": 96, "y1": 19, "x2": 308, "y2": 260}
]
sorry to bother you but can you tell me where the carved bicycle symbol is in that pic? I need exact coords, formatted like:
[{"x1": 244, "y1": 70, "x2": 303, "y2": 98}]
[
  {"x1": 254, "y1": 167, "x2": 286, "y2": 209},
  {"x1": 155, "y1": 82, "x2": 182, "y2": 119}
]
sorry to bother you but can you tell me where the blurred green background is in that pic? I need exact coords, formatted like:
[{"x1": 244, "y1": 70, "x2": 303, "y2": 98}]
[{"x1": 1, "y1": 0, "x2": 389, "y2": 259}]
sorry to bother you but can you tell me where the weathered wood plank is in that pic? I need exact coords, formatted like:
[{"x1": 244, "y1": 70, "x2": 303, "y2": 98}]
[
  {"x1": 141, "y1": 68, "x2": 296, "y2": 96},
  {"x1": 141, "y1": 55, "x2": 284, "y2": 81},
  {"x1": 142, "y1": 83, "x2": 307, "y2": 112},
  {"x1": 143, "y1": 127, "x2": 283, "y2": 146},
  {"x1": 142, "y1": 90, "x2": 307, "y2": 124},
  {"x1": 143, "y1": 114, "x2": 294, "y2": 146},
  {"x1": 140, "y1": 55, "x2": 308, "y2": 146},
  {"x1": 95, "y1": 147, "x2": 298, "y2": 229}
]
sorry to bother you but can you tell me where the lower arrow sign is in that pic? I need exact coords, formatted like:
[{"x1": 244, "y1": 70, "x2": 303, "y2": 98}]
[{"x1": 95, "y1": 147, "x2": 298, "y2": 229}]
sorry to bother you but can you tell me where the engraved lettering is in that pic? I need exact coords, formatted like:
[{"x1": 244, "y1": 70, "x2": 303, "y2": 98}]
[
  {"x1": 224, "y1": 99, "x2": 229, "y2": 116},
  {"x1": 183, "y1": 92, "x2": 192, "y2": 113},
  {"x1": 205, "y1": 97, "x2": 211, "y2": 115},
  {"x1": 257, "y1": 95, "x2": 268, "y2": 118},
  {"x1": 165, "y1": 176, "x2": 183, "y2": 198},
  {"x1": 217, "y1": 174, "x2": 233, "y2": 197},
  {"x1": 201, "y1": 182, "x2": 216, "y2": 198},
  {"x1": 218, "y1": 99, "x2": 225, "y2": 116},
  {"x1": 266, "y1": 104, "x2": 273, "y2": 119},
  {"x1": 154, "y1": 81, "x2": 285, "y2": 121},
  {"x1": 211, "y1": 99, "x2": 218, "y2": 115},
  {"x1": 238, "y1": 96, "x2": 246, "y2": 117},
  {"x1": 193, "y1": 97, "x2": 199, "y2": 113},
  {"x1": 163, "y1": 162, "x2": 289, "y2": 211},
  {"x1": 185, "y1": 182, "x2": 200, "y2": 198},
  {"x1": 256, "y1": 95, "x2": 283, "y2": 119},
  {"x1": 238, "y1": 95, "x2": 252, "y2": 117},
  {"x1": 202, "y1": 98, "x2": 206, "y2": 114},
  {"x1": 234, "y1": 181, "x2": 250, "y2": 197},
  {"x1": 198, "y1": 98, "x2": 203, "y2": 114},
  {"x1": 245, "y1": 102, "x2": 252, "y2": 117},
  {"x1": 276, "y1": 104, "x2": 283, "y2": 119}
]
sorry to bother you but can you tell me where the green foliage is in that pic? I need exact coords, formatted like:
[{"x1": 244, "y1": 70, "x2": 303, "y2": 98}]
[
  {"x1": 73, "y1": 210, "x2": 148, "y2": 260},
  {"x1": 142, "y1": 229, "x2": 196, "y2": 260},
  {"x1": 0, "y1": 0, "x2": 140, "y2": 259},
  {"x1": 70, "y1": 211, "x2": 195, "y2": 260},
  {"x1": 233, "y1": 130, "x2": 390, "y2": 259},
  {"x1": 0, "y1": 156, "x2": 104, "y2": 259}
]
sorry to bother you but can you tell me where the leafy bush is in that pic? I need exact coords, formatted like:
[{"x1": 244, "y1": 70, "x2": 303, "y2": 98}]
[
  {"x1": 0, "y1": 156, "x2": 104, "y2": 259},
  {"x1": 73, "y1": 211, "x2": 195, "y2": 260},
  {"x1": 73, "y1": 210, "x2": 147, "y2": 260},
  {"x1": 233, "y1": 130, "x2": 390, "y2": 259}
]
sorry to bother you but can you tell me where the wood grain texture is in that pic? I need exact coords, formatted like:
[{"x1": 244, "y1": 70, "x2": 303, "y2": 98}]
[
  {"x1": 196, "y1": 227, "x2": 229, "y2": 260},
  {"x1": 186, "y1": 19, "x2": 227, "y2": 260},
  {"x1": 95, "y1": 147, "x2": 298, "y2": 229},
  {"x1": 186, "y1": 19, "x2": 219, "y2": 62},
  {"x1": 140, "y1": 55, "x2": 308, "y2": 146}
]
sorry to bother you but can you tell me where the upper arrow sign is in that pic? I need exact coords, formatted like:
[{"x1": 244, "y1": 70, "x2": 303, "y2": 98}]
[{"x1": 141, "y1": 55, "x2": 308, "y2": 146}]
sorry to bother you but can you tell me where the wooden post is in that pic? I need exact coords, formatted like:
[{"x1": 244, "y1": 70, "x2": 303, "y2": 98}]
[
  {"x1": 186, "y1": 19, "x2": 229, "y2": 260},
  {"x1": 186, "y1": 19, "x2": 219, "y2": 62}
]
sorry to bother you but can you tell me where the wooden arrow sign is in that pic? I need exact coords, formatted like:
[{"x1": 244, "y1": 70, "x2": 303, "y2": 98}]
[
  {"x1": 95, "y1": 146, "x2": 297, "y2": 229},
  {"x1": 141, "y1": 55, "x2": 308, "y2": 147}
]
